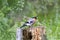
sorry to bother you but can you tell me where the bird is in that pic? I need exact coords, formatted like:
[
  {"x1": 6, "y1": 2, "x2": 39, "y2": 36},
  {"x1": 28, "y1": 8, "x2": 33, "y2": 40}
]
[{"x1": 20, "y1": 17, "x2": 37, "y2": 28}]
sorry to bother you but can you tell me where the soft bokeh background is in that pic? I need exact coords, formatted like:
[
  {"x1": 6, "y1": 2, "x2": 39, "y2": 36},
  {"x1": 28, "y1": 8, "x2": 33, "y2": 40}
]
[{"x1": 0, "y1": 0, "x2": 60, "y2": 40}]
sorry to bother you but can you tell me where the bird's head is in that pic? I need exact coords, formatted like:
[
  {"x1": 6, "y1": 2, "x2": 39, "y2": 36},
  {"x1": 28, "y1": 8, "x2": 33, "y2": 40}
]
[
  {"x1": 32, "y1": 17, "x2": 37, "y2": 22},
  {"x1": 32, "y1": 17, "x2": 37, "y2": 19}
]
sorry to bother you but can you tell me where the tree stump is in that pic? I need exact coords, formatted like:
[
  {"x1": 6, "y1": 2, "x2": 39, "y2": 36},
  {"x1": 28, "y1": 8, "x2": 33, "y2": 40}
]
[{"x1": 16, "y1": 26, "x2": 47, "y2": 40}]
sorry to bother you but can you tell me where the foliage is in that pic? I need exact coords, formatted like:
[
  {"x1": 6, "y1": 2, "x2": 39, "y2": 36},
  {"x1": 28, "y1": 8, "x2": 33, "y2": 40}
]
[{"x1": 0, "y1": 0, "x2": 60, "y2": 40}]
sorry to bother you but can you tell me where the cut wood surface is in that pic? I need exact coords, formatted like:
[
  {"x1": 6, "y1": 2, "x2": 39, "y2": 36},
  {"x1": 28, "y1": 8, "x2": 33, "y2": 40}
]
[{"x1": 16, "y1": 26, "x2": 47, "y2": 40}]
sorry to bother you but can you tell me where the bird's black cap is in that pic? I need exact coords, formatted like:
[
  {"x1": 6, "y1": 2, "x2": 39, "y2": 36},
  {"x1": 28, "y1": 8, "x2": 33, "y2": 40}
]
[{"x1": 32, "y1": 17, "x2": 37, "y2": 19}]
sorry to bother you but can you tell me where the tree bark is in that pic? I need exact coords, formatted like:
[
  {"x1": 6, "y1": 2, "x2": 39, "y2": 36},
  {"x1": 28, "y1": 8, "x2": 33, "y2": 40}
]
[
  {"x1": 16, "y1": 28, "x2": 23, "y2": 40},
  {"x1": 16, "y1": 26, "x2": 47, "y2": 40}
]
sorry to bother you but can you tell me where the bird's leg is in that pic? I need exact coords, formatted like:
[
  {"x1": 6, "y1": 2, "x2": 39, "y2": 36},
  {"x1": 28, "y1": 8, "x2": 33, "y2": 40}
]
[
  {"x1": 29, "y1": 25, "x2": 33, "y2": 28},
  {"x1": 31, "y1": 25, "x2": 34, "y2": 27},
  {"x1": 29, "y1": 26, "x2": 31, "y2": 28}
]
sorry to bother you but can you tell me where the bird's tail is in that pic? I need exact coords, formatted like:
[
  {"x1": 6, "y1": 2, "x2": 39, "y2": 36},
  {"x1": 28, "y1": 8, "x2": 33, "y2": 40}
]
[{"x1": 20, "y1": 24, "x2": 26, "y2": 28}]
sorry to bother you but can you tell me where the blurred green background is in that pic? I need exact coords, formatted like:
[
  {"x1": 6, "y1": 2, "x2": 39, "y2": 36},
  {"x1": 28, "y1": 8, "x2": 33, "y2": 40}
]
[{"x1": 0, "y1": 0, "x2": 60, "y2": 40}]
